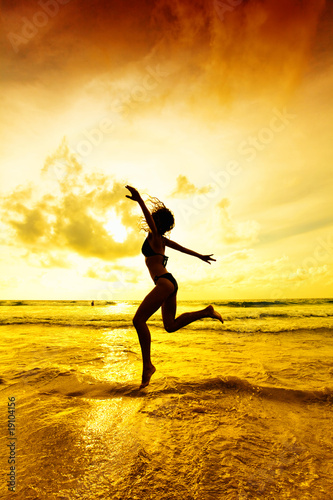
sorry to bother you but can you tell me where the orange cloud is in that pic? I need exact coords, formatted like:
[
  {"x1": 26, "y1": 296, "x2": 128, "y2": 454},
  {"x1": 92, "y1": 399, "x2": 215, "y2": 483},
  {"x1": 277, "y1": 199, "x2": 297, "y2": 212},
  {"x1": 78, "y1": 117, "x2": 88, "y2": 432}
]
[
  {"x1": 149, "y1": 0, "x2": 327, "y2": 109},
  {"x1": 1, "y1": 0, "x2": 328, "y2": 110}
]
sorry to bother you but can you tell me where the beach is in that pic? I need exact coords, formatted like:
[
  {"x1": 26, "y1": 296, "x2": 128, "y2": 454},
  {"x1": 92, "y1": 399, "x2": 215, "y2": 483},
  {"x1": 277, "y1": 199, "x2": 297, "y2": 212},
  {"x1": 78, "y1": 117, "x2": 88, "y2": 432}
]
[{"x1": 1, "y1": 299, "x2": 333, "y2": 499}]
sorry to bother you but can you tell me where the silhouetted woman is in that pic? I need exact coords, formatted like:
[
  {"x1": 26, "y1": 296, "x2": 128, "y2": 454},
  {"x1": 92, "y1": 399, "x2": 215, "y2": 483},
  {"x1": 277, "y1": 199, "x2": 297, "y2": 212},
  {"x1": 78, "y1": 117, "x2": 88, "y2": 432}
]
[{"x1": 125, "y1": 185, "x2": 223, "y2": 388}]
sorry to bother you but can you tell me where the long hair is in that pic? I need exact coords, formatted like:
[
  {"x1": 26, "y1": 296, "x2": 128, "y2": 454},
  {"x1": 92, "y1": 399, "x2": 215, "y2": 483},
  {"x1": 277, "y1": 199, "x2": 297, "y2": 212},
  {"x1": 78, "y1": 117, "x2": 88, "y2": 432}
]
[{"x1": 140, "y1": 197, "x2": 175, "y2": 236}]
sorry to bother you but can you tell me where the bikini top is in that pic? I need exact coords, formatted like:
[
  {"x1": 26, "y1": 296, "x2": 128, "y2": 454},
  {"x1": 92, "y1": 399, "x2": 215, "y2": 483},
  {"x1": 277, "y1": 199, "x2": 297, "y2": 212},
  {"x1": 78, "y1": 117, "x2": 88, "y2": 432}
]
[{"x1": 142, "y1": 237, "x2": 169, "y2": 267}]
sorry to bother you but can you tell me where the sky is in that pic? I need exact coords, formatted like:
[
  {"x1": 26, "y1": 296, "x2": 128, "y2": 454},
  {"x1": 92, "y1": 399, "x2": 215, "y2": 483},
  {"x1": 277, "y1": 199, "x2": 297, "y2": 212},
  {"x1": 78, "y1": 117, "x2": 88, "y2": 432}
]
[{"x1": 0, "y1": 0, "x2": 332, "y2": 300}]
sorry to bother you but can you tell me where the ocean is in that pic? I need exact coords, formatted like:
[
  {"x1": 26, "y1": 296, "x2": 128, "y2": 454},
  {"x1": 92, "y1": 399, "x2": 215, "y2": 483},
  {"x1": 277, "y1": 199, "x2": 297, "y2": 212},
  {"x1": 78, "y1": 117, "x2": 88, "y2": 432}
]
[{"x1": 0, "y1": 299, "x2": 333, "y2": 499}]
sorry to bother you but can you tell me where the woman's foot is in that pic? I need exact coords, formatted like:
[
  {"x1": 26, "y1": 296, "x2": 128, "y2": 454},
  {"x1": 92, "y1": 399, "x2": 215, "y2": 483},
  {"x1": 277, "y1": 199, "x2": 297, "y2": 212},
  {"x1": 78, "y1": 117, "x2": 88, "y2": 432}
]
[
  {"x1": 206, "y1": 305, "x2": 224, "y2": 324},
  {"x1": 140, "y1": 364, "x2": 156, "y2": 389}
]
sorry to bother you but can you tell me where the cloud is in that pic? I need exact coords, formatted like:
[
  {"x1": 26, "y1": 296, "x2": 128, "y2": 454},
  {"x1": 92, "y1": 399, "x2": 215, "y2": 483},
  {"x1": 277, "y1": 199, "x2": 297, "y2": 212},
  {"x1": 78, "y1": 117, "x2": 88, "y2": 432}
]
[
  {"x1": 85, "y1": 263, "x2": 141, "y2": 284},
  {"x1": 1, "y1": 0, "x2": 328, "y2": 115},
  {"x1": 285, "y1": 265, "x2": 329, "y2": 283},
  {"x1": 170, "y1": 174, "x2": 211, "y2": 198},
  {"x1": 148, "y1": 0, "x2": 327, "y2": 111},
  {"x1": 24, "y1": 251, "x2": 72, "y2": 269},
  {"x1": 221, "y1": 249, "x2": 254, "y2": 263},
  {"x1": 1, "y1": 140, "x2": 142, "y2": 262},
  {"x1": 1, "y1": 0, "x2": 157, "y2": 82},
  {"x1": 178, "y1": 254, "x2": 293, "y2": 292},
  {"x1": 218, "y1": 198, "x2": 260, "y2": 246}
]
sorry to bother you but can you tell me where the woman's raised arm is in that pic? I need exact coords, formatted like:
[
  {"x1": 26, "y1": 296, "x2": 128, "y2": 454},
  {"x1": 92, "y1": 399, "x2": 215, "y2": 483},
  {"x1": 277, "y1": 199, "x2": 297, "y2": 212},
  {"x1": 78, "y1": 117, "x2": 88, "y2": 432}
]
[{"x1": 125, "y1": 185, "x2": 158, "y2": 235}]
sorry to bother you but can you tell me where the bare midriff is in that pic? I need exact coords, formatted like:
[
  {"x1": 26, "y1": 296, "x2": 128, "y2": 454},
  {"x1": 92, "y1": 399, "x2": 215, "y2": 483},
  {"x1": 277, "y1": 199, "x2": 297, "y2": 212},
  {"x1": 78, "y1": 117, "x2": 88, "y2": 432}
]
[{"x1": 145, "y1": 255, "x2": 168, "y2": 281}]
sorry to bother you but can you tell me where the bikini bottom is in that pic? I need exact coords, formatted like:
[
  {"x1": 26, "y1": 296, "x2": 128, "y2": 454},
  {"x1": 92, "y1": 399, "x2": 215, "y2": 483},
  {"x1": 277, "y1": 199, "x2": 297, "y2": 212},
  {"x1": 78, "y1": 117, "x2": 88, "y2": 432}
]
[{"x1": 153, "y1": 272, "x2": 178, "y2": 295}]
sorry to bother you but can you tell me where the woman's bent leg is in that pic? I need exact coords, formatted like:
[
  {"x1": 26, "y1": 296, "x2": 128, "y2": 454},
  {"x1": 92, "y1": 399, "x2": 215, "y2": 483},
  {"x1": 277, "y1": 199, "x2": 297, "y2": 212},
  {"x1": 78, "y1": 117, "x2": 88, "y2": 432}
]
[{"x1": 162, "y1": 294, "x2": 223, "y2": 333}]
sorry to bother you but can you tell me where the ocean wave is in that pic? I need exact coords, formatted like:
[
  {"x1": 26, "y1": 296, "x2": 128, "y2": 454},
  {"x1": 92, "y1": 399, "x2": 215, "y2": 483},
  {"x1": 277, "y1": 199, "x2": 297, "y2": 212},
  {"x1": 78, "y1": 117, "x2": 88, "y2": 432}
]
[
  {"x1": 1, "y1": 317, "x2": 333, "y2": 334},
  {"x1": 0, "y1": 300, "x2": 118, "y2": 307},
  {"x1": 1, "y1": 300, "x2": 30, "y2": 306},
  {"x1": 220, "y1": 326, "x2": 333, "y2": 335},
  {"x1": 214, "y1": 298, "x2": 333, "y2": 307},
  {"x1": 0, "y1": 319, "x2": 131, "y2": 328},
  {"x1": 1, "y1": 298, "x2": 332, "y2": 308},
  {"x1": 146, "y1": 376, "x2": 333, "y2": 404},
  {"x1": 236, "y1": 312, "x2": 333, "y2": 319},
  {"x1": 224, "y1": 300, "x2": 291, "y2": 308},
  {"x1": 24, "y1": 372, "x2": 333, "y2": 404},
  {"x1": 5, "y1": 361, "x2": 333, "y2": 404},
  {"x1": 12, "y1": 366, "x2": 72, "y2": 382}
]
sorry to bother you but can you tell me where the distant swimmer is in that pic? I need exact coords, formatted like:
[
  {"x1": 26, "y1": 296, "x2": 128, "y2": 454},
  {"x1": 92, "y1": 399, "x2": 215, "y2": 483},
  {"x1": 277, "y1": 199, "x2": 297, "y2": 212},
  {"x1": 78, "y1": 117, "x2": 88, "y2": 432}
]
[{"x1": 125, "y1": 185, "x2": 223, "y2": 389}]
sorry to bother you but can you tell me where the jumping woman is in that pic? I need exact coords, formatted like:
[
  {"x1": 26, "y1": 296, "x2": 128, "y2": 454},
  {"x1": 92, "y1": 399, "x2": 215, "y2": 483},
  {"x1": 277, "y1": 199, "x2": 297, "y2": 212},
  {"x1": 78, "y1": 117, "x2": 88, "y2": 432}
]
[{"x1": 125, "y1": 185, "x2": 223, "y2": 389}]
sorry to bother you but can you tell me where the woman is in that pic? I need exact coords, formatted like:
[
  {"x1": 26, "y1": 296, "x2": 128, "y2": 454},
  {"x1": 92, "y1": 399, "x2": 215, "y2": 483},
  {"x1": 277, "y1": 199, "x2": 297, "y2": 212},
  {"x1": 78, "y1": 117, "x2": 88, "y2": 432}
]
[{"x1": 125, "y1": 185, "x2": 223, "y2": 389}]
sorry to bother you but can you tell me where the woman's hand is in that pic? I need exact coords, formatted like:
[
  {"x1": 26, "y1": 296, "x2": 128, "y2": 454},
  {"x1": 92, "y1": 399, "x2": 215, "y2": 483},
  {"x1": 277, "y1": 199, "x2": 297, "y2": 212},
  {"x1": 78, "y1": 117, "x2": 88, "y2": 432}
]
[
  {"x1": 199, "y1": 254, "x2": 216, "y2": 265},
  {"x1": 125, "y1": 185, "x2": 142, "y2": 202}
]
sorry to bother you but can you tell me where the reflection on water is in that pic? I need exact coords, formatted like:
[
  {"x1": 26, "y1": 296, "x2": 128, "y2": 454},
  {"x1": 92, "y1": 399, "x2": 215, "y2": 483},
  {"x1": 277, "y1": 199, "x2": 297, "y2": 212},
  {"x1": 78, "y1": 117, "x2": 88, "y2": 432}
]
[
  {"x1": 0, "y1": 300, "x2": 333, "y2": 499},
  {"x1": 3, "y1": 385, "x2": 330, "y2": 500}
]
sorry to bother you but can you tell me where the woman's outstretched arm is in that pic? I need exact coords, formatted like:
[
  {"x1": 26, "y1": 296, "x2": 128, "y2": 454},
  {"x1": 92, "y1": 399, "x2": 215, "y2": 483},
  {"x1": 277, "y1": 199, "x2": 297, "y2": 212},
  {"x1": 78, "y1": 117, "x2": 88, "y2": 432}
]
[
  {"x1": 164, "y1": 238, "x2": 216, "y2": 264},
  {"x1": 125, "y1": 185, "x2": 158, "y2": 235}
]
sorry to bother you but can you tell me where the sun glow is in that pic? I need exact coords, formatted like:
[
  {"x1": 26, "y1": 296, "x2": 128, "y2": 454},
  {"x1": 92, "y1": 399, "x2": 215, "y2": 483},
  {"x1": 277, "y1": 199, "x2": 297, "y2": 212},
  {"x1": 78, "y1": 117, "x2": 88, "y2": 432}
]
[
  {"x1": 0, "y1": 0, "x2": 332, "y2": 299},
  {"x1": 104, "y1": 213, "x2": 128, "y2": 243}
]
